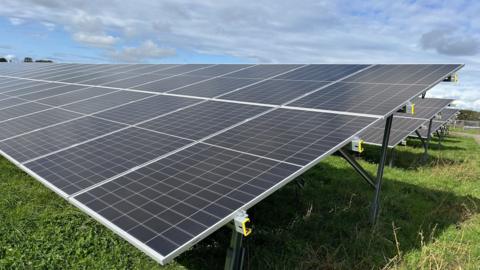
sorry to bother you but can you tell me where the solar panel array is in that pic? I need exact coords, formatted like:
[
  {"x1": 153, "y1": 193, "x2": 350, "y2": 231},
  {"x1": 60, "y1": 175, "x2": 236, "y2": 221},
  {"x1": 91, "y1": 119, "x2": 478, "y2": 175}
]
[
  {"x1": 416, "y1": 108, "x2": 459, "y2": 138},
  {"x1": 361, "y1": 97, "x2": 454, "y2": 147},
  {"x1": 0, "y1": 63, "x2": 462, "y2": 264}
]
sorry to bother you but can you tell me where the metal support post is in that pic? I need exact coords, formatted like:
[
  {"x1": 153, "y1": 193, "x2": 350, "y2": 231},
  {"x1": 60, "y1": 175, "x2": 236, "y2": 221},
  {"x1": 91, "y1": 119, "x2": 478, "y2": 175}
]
[
  {"x1": 388, "y1": 147, "x2": 395, "y2": 168},
  {"x1": 337, "y1": 148, "x2": 375, "y2": 189},
  {"x1": 436, "y1": 130, "x2": 443, "y2": 146},
  {"x1": 225, "y1": 211, "x2": 251, "y2": 270},
  {"x1": 422, "y1": 119, "x2": 433, "y2": 161},
  {"x1": 224, "y1": 227, "x2": 245, "y2": 270},
  {"x1": 370, "y1": 114, "x2": 393, "y2": 224}
]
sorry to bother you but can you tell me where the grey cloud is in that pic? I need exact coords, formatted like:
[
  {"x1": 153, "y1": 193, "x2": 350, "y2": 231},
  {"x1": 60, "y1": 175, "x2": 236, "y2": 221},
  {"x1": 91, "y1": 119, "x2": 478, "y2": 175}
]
[{"x1": 420, "y1": 29, "x2": 479, "y2": 56}]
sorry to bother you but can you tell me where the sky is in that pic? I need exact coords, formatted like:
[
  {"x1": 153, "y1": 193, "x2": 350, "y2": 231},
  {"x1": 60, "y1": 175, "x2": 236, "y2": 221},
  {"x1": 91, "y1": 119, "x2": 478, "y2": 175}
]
[{"x1": 0, "y1": 0, "x2": 479, "y2": 110}]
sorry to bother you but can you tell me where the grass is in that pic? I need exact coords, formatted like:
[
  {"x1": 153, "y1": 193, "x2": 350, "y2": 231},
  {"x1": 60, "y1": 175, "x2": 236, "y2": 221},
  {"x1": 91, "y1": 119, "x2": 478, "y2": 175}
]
[
  {"x1": 0, "y1": 134, "x2": 479, "y2": 269},
  {"x1": 451, "y1": 127, "x2": 480, "y2": 135}
]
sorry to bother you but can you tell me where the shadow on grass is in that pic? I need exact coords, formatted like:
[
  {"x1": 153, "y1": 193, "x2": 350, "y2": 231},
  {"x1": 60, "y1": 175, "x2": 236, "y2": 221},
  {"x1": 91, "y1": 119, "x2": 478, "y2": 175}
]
[
  {"x1": 406, "y1": 138, "x2": 466, "y2": 151},
  {"x1": 176, "y1": 161, "x2": 479, "y2": 270}
]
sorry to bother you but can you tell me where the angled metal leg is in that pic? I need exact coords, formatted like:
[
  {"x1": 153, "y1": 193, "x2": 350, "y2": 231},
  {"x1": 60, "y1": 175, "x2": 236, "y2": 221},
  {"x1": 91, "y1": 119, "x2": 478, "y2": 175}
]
[
  {"x1": 337, "y1": 148, "x2": 375, "y2": 189},
  {"x1": 224, "y1": 226, "x2": 245, "y2": 270},
  {"x1": 370, "y1": 114, "x2": 393, "y2": 224}
]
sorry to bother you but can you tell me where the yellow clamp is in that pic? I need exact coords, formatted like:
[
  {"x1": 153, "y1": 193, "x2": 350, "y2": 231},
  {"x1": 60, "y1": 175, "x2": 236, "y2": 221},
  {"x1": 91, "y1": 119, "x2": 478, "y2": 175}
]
[
  {"x1": 233, "y1": 210, "x2": 252, "y2": 237},
  {"x1": 358, "y1": 139, "x2": 364, "y2": 153},
  {"x1": 351, "y1": 137, "x2": 364, "y2": 153}
]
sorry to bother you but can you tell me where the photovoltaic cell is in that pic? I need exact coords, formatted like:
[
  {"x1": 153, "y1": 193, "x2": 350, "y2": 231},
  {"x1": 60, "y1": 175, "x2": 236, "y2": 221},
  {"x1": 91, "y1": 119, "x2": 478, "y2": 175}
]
[
  {"x1": 170, "y1": 77, "x2": 260, "y2": 98},
  {"x1": 139, "y1": 101, "x2": 270, "y2": 140},
  {"x1": 218, "y1": 79, "x2": 328, "y2": 105},
  {"x1": 0, "y1": 117, "x2": 126, "y2": 162},
  {"x1": 0, "y1": 108, "x2": 81, "y2": 140},
  {"x1": 274, "y1": 64, "x2": 369, "y2": 81},
  {"x1": 206, "y1": 109, "x2": 377, "y2": 166},
  {"x1": 72, "y1": 143, "x2": 301, "y2": 259},
  {"x1": 61, "y1": 90, "x2": 152, "y2": 114},
  {"x1": 24, "y1": 127, "x2": 193, "y2": 195},
  {"x1": 94, "y1": 95, "x2": 201, "y2": 125}
]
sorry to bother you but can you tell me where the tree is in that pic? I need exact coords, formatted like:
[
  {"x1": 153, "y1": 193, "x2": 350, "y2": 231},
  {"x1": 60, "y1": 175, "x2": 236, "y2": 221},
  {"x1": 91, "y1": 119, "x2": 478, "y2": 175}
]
[{"x1": 458, "y1": 110, "x2": 480, "y2": 121}]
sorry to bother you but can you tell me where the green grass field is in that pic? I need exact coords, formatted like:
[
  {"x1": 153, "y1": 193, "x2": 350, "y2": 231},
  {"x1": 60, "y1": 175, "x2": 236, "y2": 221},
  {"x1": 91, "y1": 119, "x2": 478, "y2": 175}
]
[{"x1": 1, "y1": 133, "x2": 479, "y2": 269}]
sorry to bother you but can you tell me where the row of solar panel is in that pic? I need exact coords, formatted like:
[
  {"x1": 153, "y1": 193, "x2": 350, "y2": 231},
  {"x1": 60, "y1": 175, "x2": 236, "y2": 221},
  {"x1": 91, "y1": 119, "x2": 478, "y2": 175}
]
[
  {"x1": 0, "y1": 63, "x2": 462, "y2": 264},
  {"x1": 361, "y1": 107, "x2": 459, "y2": 147},
  {"x1": 0, "y1": 64, "x2": 462, "y2": 116},
  {"x1": 0, "y1": 63, "x2": 459, "y2": 85}
]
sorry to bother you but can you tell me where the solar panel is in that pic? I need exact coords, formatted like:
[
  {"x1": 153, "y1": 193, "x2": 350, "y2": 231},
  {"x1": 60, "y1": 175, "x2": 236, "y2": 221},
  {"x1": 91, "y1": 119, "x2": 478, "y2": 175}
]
[
  {"x1": 24, "y1": 127, "x2": 193, "y2": 196},
  {"x1": 396, "y1": 97, "x2": 453, "y2": 120},
  {"x1": 170, "y1": 77, "x2": 261, "y2": 98},
  {"x1": 17, "y1": 84, "x2": 87, "y2": 101},
  {"x1": 0, "y1": 108, "x2": 81, "y2": 140},
  {"x1": 287, "y1": 82, "x2": 437, "y2": 115},
  {"x1": 0, "y1": 102, "x2": 50, "y2": 121},
  {"x1": 274, "y1": 64, "x2": 368, "y2": 81},
  {"x1": 438, "y1": 108, "x2": 459, "y2": 121},
  {"x1": 415, "y1": 108, "x2": 459, "y2": 138},
  {"x1": 205, "y1": 109, "x2": 378, "y2": 165},
  {"x1": 217, "y1": 79, "x2": 329, "y2": 105},
  {"x1": 0, "y1": 97, "x2": 28, "y2": 110},
  {"x1": 0, "y1": 117, "x2": 126, "y2": 162},
  {"x1": 132, "y1": 75, "x2": 211, "y2": 92},
  {"x1": 61, "y1": 90, "x2": 152, "y2": 114},
  {"x1": 139, "y1": 101, "x2": 270, "y2": 140},
  {"x1": 288, "y1": 64, "x2": 462, "y2": 116},
  {"x1": 361, "y1": 117, "x2": 426, "y2": 147},
  {"x1": 0, "y1": 63, "x2": 463, "y2": 266},
  {"x1": 93, "y1": 95, "x2": 201, "y2": 125},
  {"x1": 37, "y1": 87, "x2": 115, "y2": 106},
  {"x1": 72, "y1": 143, "x2": 302, "y2": 261}
]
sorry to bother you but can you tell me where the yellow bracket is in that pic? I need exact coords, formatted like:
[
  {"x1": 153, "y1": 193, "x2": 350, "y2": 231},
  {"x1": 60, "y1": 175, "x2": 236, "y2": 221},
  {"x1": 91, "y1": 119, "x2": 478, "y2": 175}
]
[
  {"x1": 241, "y1": 218, "x2": 252, "y2": 237},
  {"x1": 233, "y1": 210, "x2": 252, "y2": 237},
  {"x1": 358, "y1": 139, "x2": 364, "y2": 153}
]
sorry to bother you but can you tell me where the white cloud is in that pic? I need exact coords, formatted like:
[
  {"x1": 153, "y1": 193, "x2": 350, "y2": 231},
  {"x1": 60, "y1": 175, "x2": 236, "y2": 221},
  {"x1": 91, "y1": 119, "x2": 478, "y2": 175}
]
[
  {"x1": 42, "y1": 21, "x2": 55, "y2": 31},
  {"x1": 8, "y1": 17, "x2": 25, "y2": 25},
  {"x1": 0, "y1": 0, "x2": 479, "y2": 110},
  {"x1": 72, "y1": 32, "x2": 118, "y2": 47},
  {"x1": 108, "y1": 40, "x2": 175, "y2": 62}
]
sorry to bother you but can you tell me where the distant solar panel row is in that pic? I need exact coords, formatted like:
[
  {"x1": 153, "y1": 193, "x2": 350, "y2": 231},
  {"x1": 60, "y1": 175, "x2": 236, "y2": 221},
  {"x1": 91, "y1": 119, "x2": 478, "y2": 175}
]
[
  {"x1": 362, "y1": 97, "x2": 454, "y2": 147},
  {"x1": 0, "y1": 63, "x2": 462, "y2": 264}
]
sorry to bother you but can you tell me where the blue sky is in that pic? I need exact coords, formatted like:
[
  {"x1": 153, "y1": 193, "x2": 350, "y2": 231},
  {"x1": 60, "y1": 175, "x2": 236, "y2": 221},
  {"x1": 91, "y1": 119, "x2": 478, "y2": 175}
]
[{"x1": 0, "y1": 0, "x2": 479, "y2": 110}]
